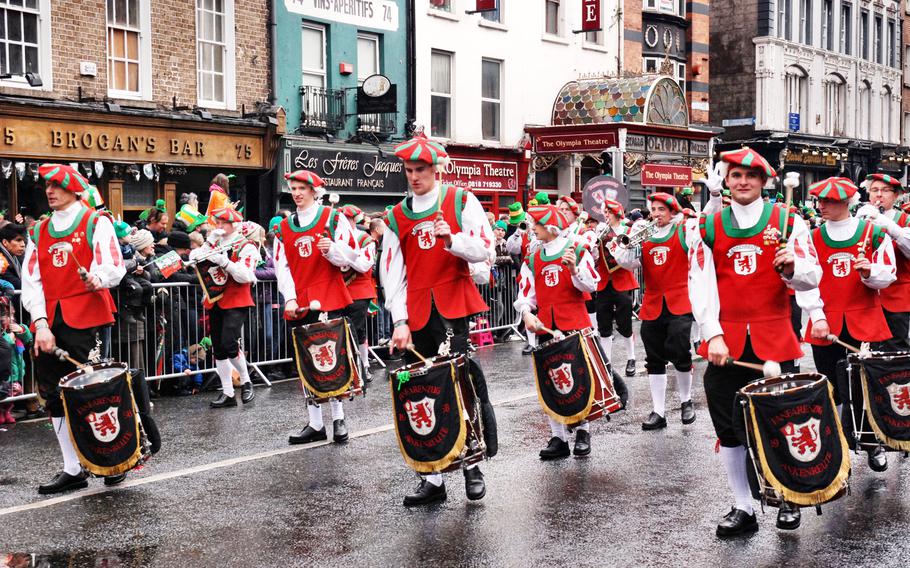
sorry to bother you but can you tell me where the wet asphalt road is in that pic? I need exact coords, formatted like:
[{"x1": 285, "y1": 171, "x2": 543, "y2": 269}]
[{"x1": 2, "y1": 334, "x2": 910, "y2": 568}]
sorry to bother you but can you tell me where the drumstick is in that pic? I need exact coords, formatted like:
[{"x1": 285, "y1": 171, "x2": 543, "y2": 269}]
[
  {"x1": 406, "y1": 344, "x2": 430, "y2": 364},
  {"x1": 726, "y1": 358, "x2": 782, "y2": 378},
  {"x1": 826, "y1": 334, "x2": 861, "y2": 354},
  {"x1": 775, "y1": 173, "x2": 799, "y2": 273},
  {"x1": 294, "y1": 300, "x2": 321, "y2": 316},
  {"x1": 53, "y1": 347, "x2": 85, "y2": 368},
  {"x1": 538, "y1": 326, "x2": 565, "y2": 340},
  {"x1": 55, "y1": 243, "x2": 88, "y2": 281}
]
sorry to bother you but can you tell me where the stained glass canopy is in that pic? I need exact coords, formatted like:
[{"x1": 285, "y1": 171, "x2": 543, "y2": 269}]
[{"x1": 551, "y1": 75, "x2": 689, "y2": 128}]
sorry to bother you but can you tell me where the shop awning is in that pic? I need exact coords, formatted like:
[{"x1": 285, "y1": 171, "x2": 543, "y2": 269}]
[{"x1": 552, "y1": 75, "x2": 689, "y2": 128}]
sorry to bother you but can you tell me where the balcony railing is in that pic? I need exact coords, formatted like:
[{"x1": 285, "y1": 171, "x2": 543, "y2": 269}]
[
  {"x1": 357, "y1": 113, "x2": 397, "y2": 137},
  {"x1": 300, "y1": 86, "x2": 346, "y2": 132}
]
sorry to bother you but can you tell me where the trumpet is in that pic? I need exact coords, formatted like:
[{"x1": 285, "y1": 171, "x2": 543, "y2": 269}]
[
  {"x1": 617, "y1": 221, "x2": 658, "y2": 248},
  {"x1": 185, "y1": 234, "x2": 254, "y2": 267},
  {"x1": 517, "y1": 220, "x2": 530, "y2": 232}
]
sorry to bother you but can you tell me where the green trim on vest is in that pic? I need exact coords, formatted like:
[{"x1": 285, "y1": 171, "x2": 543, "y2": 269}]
[
  {"x1": 287, "y1": 206, "x2": 326, "y2": 233},
  {"x1": 539, "y1": 239, "x2": 571, "y2": 262},
  {"x1": 47, "y1": 207, "x2": 89, "y2": 239},
  {"x1": 647, "y1": 223, "x2": 676, "y2": 244},
  {"x1": 701, "y1": 214, "x2": 716, "y2": 248},
  {"x1": 453, "y1": 186, "x2": 465, "y2": 230},
  {"x1": 871, "y1": 225, "x2": 886, "y2": 250},
  {"x1": 819, "y1": 221, "x2": 864, "y2": 249},
  {"x1": 327, "y1": 210, "x2": 339, "y2": 240},
  {"x1": 387, "y1": 208, "x2": 400, "y2": 237},
  {"x1": 86, "y1": 211, "x2": 101, "y2": 246},
  {"x1": 719, "y1": 202, "x2": 774, "y2": 239},
  {"x1": 400, "y1": 190, "x2": 441, "y2": 220},
  {"x1": 29, "y1": 222, "x2": 40, "y2": 246}
]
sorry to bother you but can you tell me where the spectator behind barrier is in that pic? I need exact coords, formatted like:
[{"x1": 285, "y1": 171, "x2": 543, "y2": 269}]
[{"x1": 0, "y1": 223, "x2": 26, "y2": 290}]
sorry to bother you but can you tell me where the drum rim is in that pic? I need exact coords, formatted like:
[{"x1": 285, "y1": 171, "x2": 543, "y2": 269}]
[
  {"x1": 740, "y1": 372, "x2": 827, "y2": 397},
  {"x1": 534, "y1": 329, "x2": 582, "y2": 351},
  {"x1": 393, "y1": 353, "x2": 466, "y2": 377},
  {"x1": 848, "y1": 351, "x2": 910, "y2": 363},
  {"x1": 60, "y1": 362, "x2": 129, "y2": 389},
  {"x1": 296, "y1": 316, "x2": 347, "y2": 331}
]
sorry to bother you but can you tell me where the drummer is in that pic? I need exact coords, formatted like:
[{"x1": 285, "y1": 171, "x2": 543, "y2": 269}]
[
  {"x1": 514, "y1": 204, "x2": 600, "y2": 459},
  {"x1": 688, "y1": 147, "x2": 826, "y2": 535},
  {"x1": 856, "y1": 173, "x2": 910, "y2": 351},
  {"x1": 22, "y1": 164, "x2": 126, "y2": 494},
  {"x1": 189, "y1": 207, "x2": 261, "y2": 408},
  {"x1": 806, "y1": 177, "x2": 896, "y2": 471},
  {"x1": 275, "y1": 170, "x2": 361, "y2": 446},
  {"x1": 556, "y1": 195, "x2": 598, "y2": 331},
  {"x1": 613, "y1": 192, "x2": 695, "y2": 430},
  {"x1": 381, "y1": 133, "x2": 494, "y2": 506},
  {"x1": 339, "y1": 204, "x2": 378, "y2": 384}
]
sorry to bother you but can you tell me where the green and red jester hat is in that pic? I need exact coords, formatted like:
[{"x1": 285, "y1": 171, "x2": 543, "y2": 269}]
[
  {"x1": 808, "y1": 177, "x2": 858, "y2": 202},
  {"x1": 603, "y1": 199, "x2": 624, "y2": 219},
  {"x1": 865, "y1": 173, "x2": 904, "y2": 193},
  {"x1": 647, "y1": 191, "x2": 682, "y2": 213},
  {"x1": 393, "y1": 133, "x2": 449, "y2": 166},
  {"x1": 556, "y1": 195, "x2": 581, "y2": 217},
  {"x1": 211, "y1": 206, "x2": 243, "y2": 223},
  {"x1": 719, "y1": 147, "x2": 777, "y2": 178},
  {"x1": 285, "y1": 169, "x2": 325, "y2": 188},
  {"x1": 527, "y1": 204, "x2": 568, "y2": 234},
  {"x1": 38, "y1": 164, "x2": 93, "y2": 193}
]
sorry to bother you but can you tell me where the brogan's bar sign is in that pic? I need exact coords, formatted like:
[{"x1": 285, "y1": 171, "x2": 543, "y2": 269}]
[
  {"x1": 640, "y1": 163, "x2": 692, "y2": 187},
  {"x1": 441, "y1": 158, "x2": 518, "y2": 192},
  {"x1": 534, "y1": 130, "x2": 618, "y2": 154}
]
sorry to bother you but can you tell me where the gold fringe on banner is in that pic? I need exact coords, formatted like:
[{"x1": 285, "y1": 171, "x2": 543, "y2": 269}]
[
  {"x1": 532, "y1": 333, "x2": 595, "y2": 425},
  {"x1": 860, "y1": 367, "x2": 910, "y2": 452}
]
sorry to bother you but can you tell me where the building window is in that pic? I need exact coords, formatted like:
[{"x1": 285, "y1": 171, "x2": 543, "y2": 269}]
[
  {"x1": 107, "y1": 0, "x2": 150, "y2": 97},
  {"x1": 481, "y1": 58, "x2": 501, "y2": 141},
  {"x1": 0, "y1": 0, "x2": 39, "y2": 79},
  {"x1": 824, "y1": 74, "x2": 845, "y2": 136},
  {"x1": 430, "y1": 50, "x2": 452, "y2": 138},
  {"x1": 480, "y1": 0, "x2": 502, "y2": 23},
  {"x1": 545, "y1": 0, "x2": 560, "y2": 35},
  {"x1": 888, "y1": 19, "x2": 896, "y2": 67},
  {"x1": 903, "y1": 112, "x2": 910, "y2": 146},
  {"x1": 840, "y1": 3, "x2": 851, "y2": 54},
  {"x1": 645, "y1": 0, "x2": 657, "y2": 10},
  {"x1": 644, "y1": 57, "x2": 657, "y2": 73},
  {"x1": 196, "y1": 0, "x2": 235, "y2": 109},
  {"x1": 873, "y1": 15, "x2": 882, "y2": 64},
  {"x1": 643, "y1": 57, "x2": 685, "y2": 91},
  {"x1": 860, "y1": 10, "x2": 868, "y2": 59},
  {"x1": 778, "y1": 0, "x2": 791, "y2": 41},
  {"x1": 430, "y1": 0, "x2": 452, "y2": 12},
  {"x1": 882, "y1": 86, "x2": 892, "y2": 142},
  {"x1": 858, "y1": 80, "x2": 871, "y2": 139},
  {"x1": 584, "y1": 0, "x2": 603, "y2": 44},
  {"x1": 676, "y1": 62, "x2": 686, "y2": 93},
  {"x1": 301, "y1": 23, "x2": 326, "y2": 90},
  {"x1": 786, "y1": 66, "x2": 807, "y2": 132},
  {"x1": 799, "y1": 0, "x2": 811, "y2": 44},
  {"x1": 357, "y1": 33, "x2": 380, "y2": 83},
  {"x1": 822, "y1": 0, "x2": 833, "y2": 50}
]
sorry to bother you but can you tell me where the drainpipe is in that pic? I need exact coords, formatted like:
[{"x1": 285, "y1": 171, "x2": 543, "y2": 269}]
[
  {"x1": 406, "y1": 0, "x2": 416, "y2": 136},
  {"x1": 269, "y1": 0, "x2": 279, "y2": 104}
]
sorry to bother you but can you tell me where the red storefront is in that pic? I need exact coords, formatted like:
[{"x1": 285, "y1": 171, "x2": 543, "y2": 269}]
[{"x1": 439, "y1": 145, "x2": 531, "y2": 214}]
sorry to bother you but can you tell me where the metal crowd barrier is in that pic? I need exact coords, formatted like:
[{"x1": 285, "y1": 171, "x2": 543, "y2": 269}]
[{"x1": 3, "y1": 261, "x2": 642, "y2": 403}]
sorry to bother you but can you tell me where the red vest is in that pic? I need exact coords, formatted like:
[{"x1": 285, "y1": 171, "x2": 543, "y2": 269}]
[
  {"x1": 530, "y1": 241, "x2": 591, "y2": 332},
  {"x1": 639, "y1": 223, "x2": 691, "y2": 321},
  {"x1": 700, "y1": 203, "x2": 803, "y2": 361},
  {"x1": 35, "y1": 208, "x2": 116, "y2": 329},
  {"x1": 880, "y1": 210, "x2": 910, "y2": 313},
  {"x1": 278, "y1": 206, "x2": 352, "y2": 316},
  {"x1": 388, "y1": 185, "x2": 488, "y2": 331},
  {"x1": 210, "y1": 242, "x2": 256, "y2": 310},
  {"x1": 595, "y1": 226, "x2": 638, "y2": 292},
  {"x1": 805, "y1": 221, "x2": 891, "y2": 344},
  {"x1": 345, "y1": 231, "x2": 377, "y2": 301}
]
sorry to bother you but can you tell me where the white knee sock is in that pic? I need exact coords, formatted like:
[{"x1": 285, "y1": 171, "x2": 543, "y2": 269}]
[
  {"x1": 307, "y1": 403, "x2": 325, "y2": 431},
  {"x1": 547, "y1": 417, "x2": 568, "y2": 441},
  {"x1": 215, "y1": 359, "x2": 235, "y2": 397},
  {"x1": 626, "y1": 334, "x2": 636, "y2": 360},
  {"x1": 526, "y1": 329, "x2": 538, "y2": 348},
  {"x1": 229, "y1": 353, "x2": 251, "y2": 384},
  {"x1": 676, "y1": 369, "x2": 693, "y2": 404},
  {"x1": 425, "y1": 473, "x2": 444, "y2": 486},
  {"x1": 649, "y1": 374, "x2": 667, "y2": 417},
  {"x1": 599, "y1": 335, "x2": 613, "y2": 363},
  {"x1": 588, "y1": 312, "x2": 598, "y2": 332},
  {"x1": 359, "y1": 343, "x2": 370, "y2": 375},
  {"x1": 330, "y1": 399, "x2": 344, "y2": 421},
  {"x1": 52, "y1": 417, "x2": 82, "y2": 475},
  {"x1": 575, "y1": 420, "x2": 589, "y2": 432},
  {"x1": 720, "y1": 445, "x2": 754, "y2": 514}
]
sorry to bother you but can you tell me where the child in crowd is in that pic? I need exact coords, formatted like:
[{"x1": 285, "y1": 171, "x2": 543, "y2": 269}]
[
  {"x1": 0, "y1": 295, "x2": 31, "y2": 424},
  {"x1": 173, "y1": 343, "x2": 206, "y2": 395}
]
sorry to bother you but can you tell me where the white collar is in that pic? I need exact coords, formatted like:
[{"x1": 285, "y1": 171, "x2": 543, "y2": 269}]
[
  {"x1": 729, "y1": 198, "x2": 765, "y2": 226},
  {"x1": 411, "y1": 184, "x2": 440, "y2": 213}
]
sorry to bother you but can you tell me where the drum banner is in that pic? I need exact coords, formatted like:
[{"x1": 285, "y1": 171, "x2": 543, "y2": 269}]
[
  {"x1": 391, "y1": 361, "x2": 467, "y2": 474},
  {"x1": 293, "y1": 319, "x2": 356, "y2": 399},
  {"x1": 859, "y1": 357, "x2": 910, "y2": 451},
  {"x1": 61, "y1": 374, "x2": 142, "y2": 476},
  {"x1": 194, "y1": 260, "x2": 226, "y2": 304},
  {"x1": 748, "y1": 381, "x2": 850, "y2": 506},
  {"x1": 532, "y1": 333, "x2": 596, "y2": 425}
]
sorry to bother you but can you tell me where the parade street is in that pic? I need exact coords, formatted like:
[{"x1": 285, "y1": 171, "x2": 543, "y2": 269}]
[{"x1": 2, "y1": 338, "x2": 910, "y2": 568}]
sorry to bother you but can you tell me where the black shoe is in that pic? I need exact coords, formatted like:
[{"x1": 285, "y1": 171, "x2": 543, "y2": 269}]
[
  {"x1": 38, "y1": 470, "x2": 88, "y2": 495},
  {"x1": 642, "y1": 411, "x2": 667, "y2": 431},
  {"x1": 288, "y1": 425, "x2": 328, "y2": 445},
  {"x1": 403, "y1": 479, "x2": 447, "y2": 506},
  {"x1": 868, "y1": 446, "x2": 888, "y2": 472},
  {"x1": 463, "y1": 467, "x2": 486, "y2": 500},
  {"x1": 573, "y1": 430, "x2": 591, "y2": 456},
  {"x1": 625, "y1": 359, "x2": 636, "y2": 377},
  {"x1": 681, "y1": 400, "x2": 696, "y2": 425},
  {"x1": 716, "y1": 507, "x2": 758, "y2": 537},
  {"x1": 210, "y1": 393, "x2": 237, "y2": 408},
  {"x1": 333, "y1": 419, "x2": 349, "y2": 443},
  {"x1": 104, "y1": 472, "x2": 128, "y2": 487},
  {"x1": 539, "y1": 436, "x2": 570, "y2": 460},
  {"x1": 240, "y1": 382, "x2": 254, "y2": 404},
  {"x1": 522, "y1": 344, "x2": 534, "y2": 355},
  {"x1": 776, "y1": 502, "x2": 801, "y2": 530}
]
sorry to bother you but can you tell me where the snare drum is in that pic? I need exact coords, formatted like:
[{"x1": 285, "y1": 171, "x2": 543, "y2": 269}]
[
  {"x1": 738, "y1": 373, "x2": 850, "y2": 508},
  {"x1": 845, "y1": 351, "x2": 910, "y2": 452},
  {"x1": 390, "y1": 354, "x2": 486, "y2": 474},
  {"x1": 532, "y1": 328, "x2": 623, "y2": 427},
  {"x1": 292, "y1": 317, "x2": 364, "y2": 404},
  {"x1": 59, "y1": 362, "x2": 150, "y2": 477}
]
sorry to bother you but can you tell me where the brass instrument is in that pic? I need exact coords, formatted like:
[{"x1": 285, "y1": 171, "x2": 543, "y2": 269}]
[
  {"x1": 185, "y1": 234, "x2": 253, "y2": 267},
  {"x1": 617, "y1": 220, "x2": 659, "y2": 248}
]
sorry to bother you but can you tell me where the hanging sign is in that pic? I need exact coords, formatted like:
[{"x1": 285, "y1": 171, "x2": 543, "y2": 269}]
[{"x1": 582, "y1": 0, "x2": 601, "y2": 31}]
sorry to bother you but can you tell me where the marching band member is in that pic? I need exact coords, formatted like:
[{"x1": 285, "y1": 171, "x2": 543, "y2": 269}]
[
  {"x1": 506, "y1": 202, "x2": 540, "y2": 355},
  {"x1": 514, "y1": 205, "x2": 600, "y2": 458},
  {"x1": 381, "y1": 134, "x2": 495, "y2": 506},
  {"x1": 613, "y1": 193, "x2": 695, "y2": 430},
  {"x1": 22, "y1": 164, "x2": 125, "y2": 494},
  {"x1": 593, "y1": 200, "x2": 639, "y2": 376},
  {"x1": 339, "y1": 204, "x2": 378, "y2": 383},
  {"x1": 557, "y1": 195, "x2": 598, "y2": 331},
  {"x1": 807, "y1": 177, "x2": 896, "y2": 472},
  {"x1": 275, "y1": 170, "x2": 361, "y2": 446},
  {"x1": 688, "y1": 148, "x2": 826, "y2": 535},
  {"x1": 190, "y1": 207, "x2": 260, "y2": 408},
  {"x1": 856, "y1": 173, "x2": 910, "y2": 351}
]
